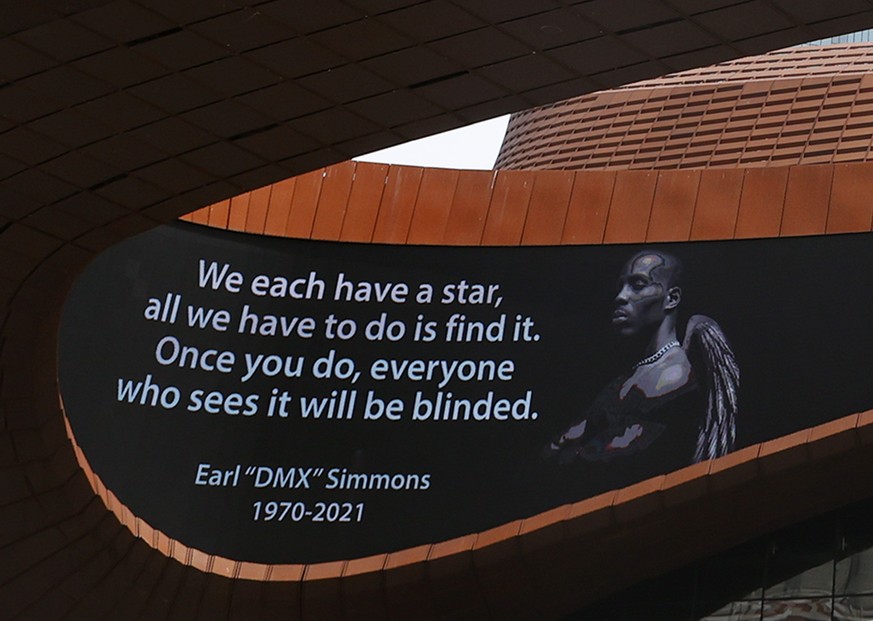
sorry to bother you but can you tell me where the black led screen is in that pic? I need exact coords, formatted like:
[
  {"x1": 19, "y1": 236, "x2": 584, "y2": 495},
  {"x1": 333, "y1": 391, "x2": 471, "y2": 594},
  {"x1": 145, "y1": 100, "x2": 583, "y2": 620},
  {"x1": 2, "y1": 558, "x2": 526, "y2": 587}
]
[{"x1": 59, "y1": 223, "x2": 873, "y2": 563}]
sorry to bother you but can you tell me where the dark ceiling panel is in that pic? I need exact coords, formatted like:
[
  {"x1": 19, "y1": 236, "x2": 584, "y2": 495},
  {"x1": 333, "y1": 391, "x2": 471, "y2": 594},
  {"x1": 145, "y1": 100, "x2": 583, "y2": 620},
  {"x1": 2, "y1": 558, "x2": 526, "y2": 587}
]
[
  {"x1": 134, "y1": 156, "x2": 225, "y2": 195},
  {"x1": 363, "y1": 45, "x2": 464, "y2": 85},
  {"x1": 479, "y1": 53, "x2": 576, "y2": 91},
  {"x1": 128, "y1": 73, "x2": 222, "y2": 115},
  {"x1": 81, "y1": 133, "x2": 166, "y2": 171},
  {"x1": 431, "y1": 28, "x2": 530, "y2": 66},
  {"x1": 178, "y1": 140, "x2": 266, "y2": 178},
  {"x1": 0, "y1": 38, "x2": 54, "y2": 81},
  {"x1": 380, "y1": 0, "x2": 484, "y2": 40},
  {"x1": 348, "y1": 90, "x2": 444, "y2": 126},
  {"x1": 181, "y1": 100, "x2": 273, "y2": 139},
  {"x1": 297, "y1": 64, "x2": 395, "y2": 104},
  {"x1": 0, "y1": 127, "x2": 67, "y2": 166},
  {"x1": 457, "y1": 0, "x2": 561, "y2": 23},
  {"x1": 144, "y1": 0, "x2": 245, "y2": 25},
  {"x1": 1, "y1": 2, "x2": 63, "y2": 33},
  {"x1": 772, "y1": 0, "x2": 873, "y2": 22},
  {"x1": 69, "y1": 0, "x2": 177, "y2": 44},
  {"x1": 415, "y1": 72, "x2": 509, "y2": 109},
  {"x1": 667, "y1": 0, "x2": 752, "y2": 15},
  {"x1": 578, "y1": 0, "x2": 679, "y2": 32},
  {"x1": 622, "y1": 20, "x2": 721, "y2": 57},
  {"x1": 343, "y1": 0, "x2": 426, "y2": 14},
  {"x1": 288, "y1": 107, "x2": 382, "y2": 146},
  {"x1": 40, "y1": 151, "x2": 123, "y2": 189},
  {"x1": 21, "y1": 65, "x2": 113, "y2": 106},
  {"x1": 311, "y1": 19, "x2": 413, "y2": 60},
  {"x1": 129, "y1": 117, "x2": 215, "y2": 156},
  {"x1": 499, "y1": 7, "x2": 602, "y2": 50},
  {"x1": 133, "y1": 29, "x2": 230, "y2": 71},
  {"x1": 182, "y1": 56, "x2": 281, "y2": 97},
  {"x1": 0, "y1": 85, "x2": 62, "y2": 124},
  {"x1": 74, "y1": 91, "x2": 164, "y2": 131},
  {"x1": 12, "y1": 18, "x2": 113, "y2": 61},
  {"x1": 3, "y1": 166, "x2": 77, "y2": 204},
  {"x1": 257, "y1": 0, "x2": 365, "y2": 32},
  {"x1": 188, "y1": 8, "x2": 293, "y2": 52},
  {"x1": 235, "y1": 81, "x2": 332, "y2": 121},
  {"x1": 88, "y1": 172, "x2": 166, "y2": 209},
  {"x1": 247, "y1": 38, "x2": 344, "y2": 78},
  {"x1": 73, "y1": 47, "x2": 168, "y2": 88},
  {"x1": 549, "y1": 36, "x2": 650, "y2": 75},
  {"x1": 230, "y1": 124, "x2": 322, "y2": 163},
  {"x1": 695, "y1": 2, "x2": 796, "y2": 41},
  {"x1": 0, "y1": 153, "x2": 27, "y2": 181}
]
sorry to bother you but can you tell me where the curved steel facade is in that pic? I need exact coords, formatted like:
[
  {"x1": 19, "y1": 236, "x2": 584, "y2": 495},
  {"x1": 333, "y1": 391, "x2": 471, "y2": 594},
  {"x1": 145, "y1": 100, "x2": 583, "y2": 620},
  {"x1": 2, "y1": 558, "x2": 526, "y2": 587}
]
[{"x1": 496, "y1": 44, "x2": 873, "y2": 171}]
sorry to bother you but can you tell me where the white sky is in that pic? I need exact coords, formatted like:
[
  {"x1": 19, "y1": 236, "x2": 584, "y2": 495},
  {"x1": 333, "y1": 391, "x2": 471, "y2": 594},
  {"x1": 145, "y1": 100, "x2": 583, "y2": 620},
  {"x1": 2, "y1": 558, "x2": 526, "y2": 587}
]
[{"x1": 354, "y1": 115, "x2": 510, "y2": 169}]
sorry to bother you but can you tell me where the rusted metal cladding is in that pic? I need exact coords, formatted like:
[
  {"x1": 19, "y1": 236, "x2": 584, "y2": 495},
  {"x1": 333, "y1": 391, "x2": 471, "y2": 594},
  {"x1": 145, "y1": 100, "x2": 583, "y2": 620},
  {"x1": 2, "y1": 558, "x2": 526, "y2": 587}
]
[{"x1": 495, "y1": 45, "x2": 873, "y2": 172}]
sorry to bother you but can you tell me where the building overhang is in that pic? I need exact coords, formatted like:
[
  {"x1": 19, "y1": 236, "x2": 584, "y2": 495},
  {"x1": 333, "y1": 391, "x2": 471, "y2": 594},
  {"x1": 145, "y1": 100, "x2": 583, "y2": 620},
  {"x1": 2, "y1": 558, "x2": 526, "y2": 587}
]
[{"x1": 5, "y1": 3, "x2": 873, "y2": 619}]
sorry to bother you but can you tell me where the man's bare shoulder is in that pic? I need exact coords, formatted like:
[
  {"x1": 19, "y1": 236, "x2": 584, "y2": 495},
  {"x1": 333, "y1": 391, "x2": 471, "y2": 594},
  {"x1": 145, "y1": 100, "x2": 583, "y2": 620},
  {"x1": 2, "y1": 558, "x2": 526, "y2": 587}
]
[{"x1": 620, "y1": 347, "x2": 692, "y2": 399}]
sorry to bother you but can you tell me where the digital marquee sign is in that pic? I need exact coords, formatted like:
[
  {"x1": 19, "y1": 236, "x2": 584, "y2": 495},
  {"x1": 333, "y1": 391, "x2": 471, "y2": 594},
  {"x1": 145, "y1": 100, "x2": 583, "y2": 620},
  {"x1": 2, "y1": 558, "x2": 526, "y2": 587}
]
[{"x1": 59, "y1": 223, "x2": 873, "y2": 563}]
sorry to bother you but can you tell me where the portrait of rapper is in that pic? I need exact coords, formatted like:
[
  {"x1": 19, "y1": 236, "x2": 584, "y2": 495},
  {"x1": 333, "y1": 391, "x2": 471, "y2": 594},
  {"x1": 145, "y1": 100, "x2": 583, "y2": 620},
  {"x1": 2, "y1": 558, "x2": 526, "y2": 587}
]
[{"x1": 544, "y1": 250, "x2": 739, "y2": 467}]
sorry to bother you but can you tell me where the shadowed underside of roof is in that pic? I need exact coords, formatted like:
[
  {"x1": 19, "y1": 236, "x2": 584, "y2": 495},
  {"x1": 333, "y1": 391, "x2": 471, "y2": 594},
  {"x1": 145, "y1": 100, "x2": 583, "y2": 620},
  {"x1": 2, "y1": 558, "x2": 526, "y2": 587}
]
[{"x1": 5, "y1": 1, "x2": 873, "y2": 227}]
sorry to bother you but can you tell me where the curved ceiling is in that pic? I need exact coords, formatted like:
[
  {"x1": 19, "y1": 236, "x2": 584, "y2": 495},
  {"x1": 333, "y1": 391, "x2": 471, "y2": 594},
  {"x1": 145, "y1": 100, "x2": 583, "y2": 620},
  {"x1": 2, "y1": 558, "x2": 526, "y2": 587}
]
[{"x1": 4, "y1": 1, "x2": 873, "y2": 225}]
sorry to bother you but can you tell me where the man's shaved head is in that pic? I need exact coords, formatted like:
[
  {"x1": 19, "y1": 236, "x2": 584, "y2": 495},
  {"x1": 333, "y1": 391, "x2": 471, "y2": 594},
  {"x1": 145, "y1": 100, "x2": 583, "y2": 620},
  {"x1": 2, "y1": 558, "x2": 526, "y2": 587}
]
[
  {"x1": 624, "y1": 250, "x2": 683, "y2": 289},
  {"x1": 612, "y1": 250, "x2": 684, "y2": 338}
]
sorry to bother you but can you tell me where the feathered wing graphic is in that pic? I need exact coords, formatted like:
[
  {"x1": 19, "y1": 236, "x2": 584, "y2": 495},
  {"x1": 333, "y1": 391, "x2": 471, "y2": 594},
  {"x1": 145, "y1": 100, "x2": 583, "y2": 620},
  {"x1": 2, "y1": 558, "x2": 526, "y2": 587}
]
[{"x1": 683, "y1": 315, "x2": 740, "y2": 462}]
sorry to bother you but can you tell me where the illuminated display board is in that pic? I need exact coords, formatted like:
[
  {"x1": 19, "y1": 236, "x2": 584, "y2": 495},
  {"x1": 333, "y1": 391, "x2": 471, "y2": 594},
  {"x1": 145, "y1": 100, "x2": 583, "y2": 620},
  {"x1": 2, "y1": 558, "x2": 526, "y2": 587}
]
[{"x1": 59, "y1": 223, "x2": 873, "y2": 563}]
